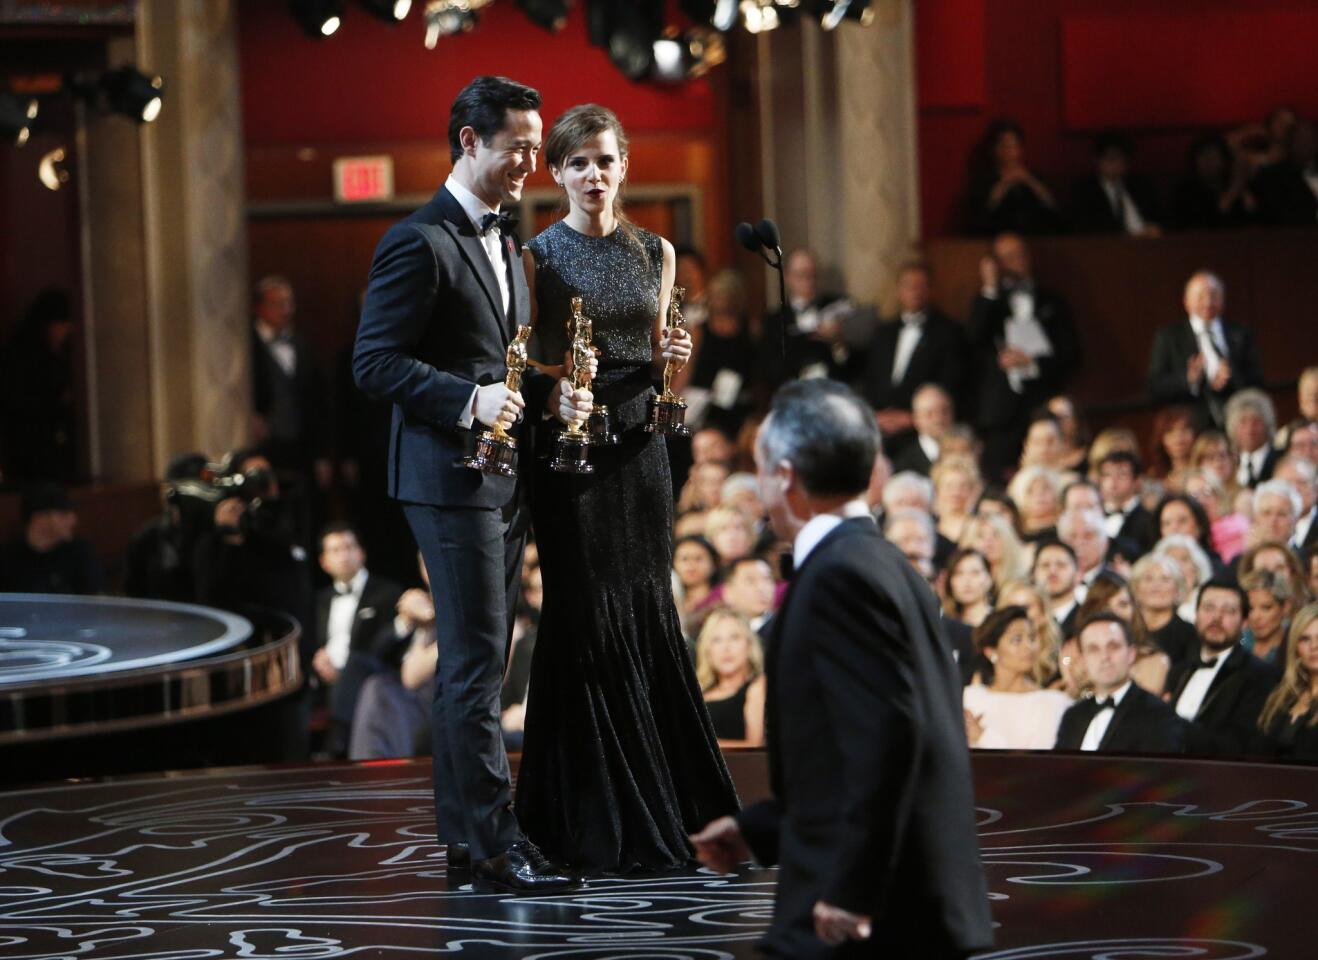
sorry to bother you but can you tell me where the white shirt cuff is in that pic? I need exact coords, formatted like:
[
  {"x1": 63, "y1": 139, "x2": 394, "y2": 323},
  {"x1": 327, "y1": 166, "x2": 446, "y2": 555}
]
[{"x1": 457, "y1": 386, "x2": 479, "y2": 429}]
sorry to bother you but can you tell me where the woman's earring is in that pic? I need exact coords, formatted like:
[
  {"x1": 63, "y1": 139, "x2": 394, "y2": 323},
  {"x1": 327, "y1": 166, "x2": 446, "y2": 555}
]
[{"x1": 988, "y1": 654, "x2": 998, "y2": 664}]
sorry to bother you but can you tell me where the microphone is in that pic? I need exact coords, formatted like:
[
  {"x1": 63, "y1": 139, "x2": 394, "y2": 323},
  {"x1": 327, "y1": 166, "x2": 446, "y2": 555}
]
[
  {"x1": 735, "y1": 221, "x2": 761, "y2": 254},
  {"x1": 754, "y1": 218, "x2": 781, "y2": 254}
]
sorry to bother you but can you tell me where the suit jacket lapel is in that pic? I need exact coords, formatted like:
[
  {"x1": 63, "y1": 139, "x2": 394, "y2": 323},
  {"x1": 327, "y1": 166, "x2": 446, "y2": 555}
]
[
  {"x1": 1098, "y1": 690, "x2": 1135, "y2": 749},
  {"x1": 437, "y1": 188, "x2": 510, "y2": 347},
  {"x1": 1197, "y1": 646, "x2": 1245, "y2": 714},
  {"x1": 507, "y1": 232, "x2": 528, "y2": 338}
]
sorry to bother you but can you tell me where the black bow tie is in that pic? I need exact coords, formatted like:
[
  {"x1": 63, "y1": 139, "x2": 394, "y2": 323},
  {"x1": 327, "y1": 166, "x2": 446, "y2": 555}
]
[
  {"x1": 1196, "y1": 655, "x2": 1219, "y2": 670},
  {"x1": 1093, "y1": 697, "x2": 1115, "y2": 712},
  {"x1": 479, "y1": 211, "x2": 518, "y2": 236}
]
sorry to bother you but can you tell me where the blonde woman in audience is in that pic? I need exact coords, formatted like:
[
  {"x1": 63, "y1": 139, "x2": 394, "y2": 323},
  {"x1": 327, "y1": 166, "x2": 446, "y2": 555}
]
[
  {"x1": 996, "y1": 579, "x2": 1062, "y2": 685},
  {"x1": 1076, "y1": 571, "x2": 1170, "y2": 695},
  {"x1": 1131, "y1": 552, "x2": 1198, "y2": 664},
  {"x1": 943, "y1": 547, "x2": 996, "y2": 628},
  {"x1": 1008, "y1": 464, "x2": 1064, "y2": 541},
  {"x1": 1255, "y1": 603, "x2": 1318, "y2": 761},
  {"x1": 705, "y1": 506, "x2": 754, "y2": 566},
  {"x1": 933, "y1": 454, "x2": 982, "y2": 544},
  {"x1": 963, "y1": 606, "x2": 1074, "y2": 750},
  {"x1": 1153, "y1": 533, "x2": 1214, "y2": 624},
  {"x1": 1238, "y1": 541, "x2": 1313, "y2": 606},
  {"x1": 1086, "y1": 427, "x2": 1140, "y2": 479},
  {"x1": 1241, "y1": 569, "x2": 1294, "y2": 666},
  {"x1": 1189, "y1": 431, "x2": 1242, "y2": 505},
  {"x1": 961, "y1": 512, "x2": 1028, "y2": 589},
  {"x1": 694, "y1": 608, "x2": 766, "y2": 748}
]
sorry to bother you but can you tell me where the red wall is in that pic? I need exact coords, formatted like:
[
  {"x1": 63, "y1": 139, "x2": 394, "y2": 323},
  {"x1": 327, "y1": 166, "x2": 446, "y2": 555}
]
[
  {"x1": 916, "y1": 0, "x2": 1318, "y2": 238},
  {"x1": 237, "y1": 1, "x2": 718, "y2": 148}
]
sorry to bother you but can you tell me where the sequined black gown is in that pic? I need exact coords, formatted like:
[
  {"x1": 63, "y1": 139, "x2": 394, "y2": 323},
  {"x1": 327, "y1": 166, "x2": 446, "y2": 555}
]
[{"x1": 515, "y1": 221, "x2": 739, "y2": 873}]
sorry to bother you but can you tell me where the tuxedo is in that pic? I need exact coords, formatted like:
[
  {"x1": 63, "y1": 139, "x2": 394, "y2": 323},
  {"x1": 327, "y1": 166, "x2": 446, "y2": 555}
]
[
  {"x1": 1068, "y1": 173, "x2": 1160, "y2": 234},
  {"x1": 1252, "y1": 159, "x2": 1318, "y2": 227},
  {"x1": 251, "y1": 327, "x2": 329, "y2": 471},
  {"x1": 1146, "y1": 318, "x2": 1263, "y2": 430},
  {"x1": 857, "y1": 308, "x2": 966, "y2": 414},
  {"x1": 737, "y1": 518, "x2": 992, "y2": 959},
  {"x1": 889, "y1": 437, "x2": 935, "y2": 477},
  {"x1": 968, "y1": 284, "x2": 1080, "y2": 479},
  {"x1": 1110, "y1": 502, "x2": 1158, "y2": 557},
  {"x1": 762, "y1": 294, "x2": 856, "y2": 389},
  {"x1": 1055, "y1": 685, "x2": 1186, "y2": 754},
  {"x1": 354, "y1": 184, "x2": 555, "y2": 860},
  {"x1": 1235, "y1": 444, "x2": 1280, "y2": 489},
  {"x1": 1166, "y1": 644, "x2": 1281, "y2": 757},
  {"x1": 314, "y1": 572, "x2": 403, "y2": 733}
]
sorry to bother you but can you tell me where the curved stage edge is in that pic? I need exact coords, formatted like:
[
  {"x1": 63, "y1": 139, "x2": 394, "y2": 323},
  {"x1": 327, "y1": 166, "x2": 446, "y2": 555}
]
[{"x1": 0, "y1": 750, "x2": 1313, "y2": 959}]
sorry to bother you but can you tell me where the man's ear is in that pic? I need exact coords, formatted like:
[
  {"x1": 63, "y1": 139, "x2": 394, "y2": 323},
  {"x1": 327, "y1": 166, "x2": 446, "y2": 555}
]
[{"x1": 459, "y1": 125, "x2": 480, "y2": 156}]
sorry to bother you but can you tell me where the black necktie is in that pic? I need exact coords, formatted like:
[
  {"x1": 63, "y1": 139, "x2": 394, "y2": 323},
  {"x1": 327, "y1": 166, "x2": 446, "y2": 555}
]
[{"x1": 479, "y1": 211, "x2": 518, "y2": 236}]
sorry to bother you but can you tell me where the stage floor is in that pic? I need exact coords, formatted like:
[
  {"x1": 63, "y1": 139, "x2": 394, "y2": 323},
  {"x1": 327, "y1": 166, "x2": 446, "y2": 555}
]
[{"x1": 0, "y1": 750, "x2": 1313, "y2": 959}]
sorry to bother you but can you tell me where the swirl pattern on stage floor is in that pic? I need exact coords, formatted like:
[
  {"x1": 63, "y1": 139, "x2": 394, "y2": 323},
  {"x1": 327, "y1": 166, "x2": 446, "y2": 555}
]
[{"x1": 0, "y1": 753, "x2": 1312, "y2": 958}]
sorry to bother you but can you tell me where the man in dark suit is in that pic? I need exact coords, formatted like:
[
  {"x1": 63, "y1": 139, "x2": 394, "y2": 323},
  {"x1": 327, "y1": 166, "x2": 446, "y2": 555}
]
[
  {"x1": 968, "y1": 233, "x2": 1080, "y2": 481},
  {"x1": 1146, "y1": 271, "x2": 1264, "y2": 430},
  {"x1": 1056, "y1": 613, "x2": 1185, "y2": 754},
  {"x1": 1225, "y1": 388, "x2": 1280, "y2": 489},
  {"x1": 858, "y1": 262, "x2": 965, "y2": 444},
  {"x1": 250, "y1": 275, "x2": 332, "y2": 484},
  {"x1": 1167, "y1": 580, "x2": 1282, "y2": 757},
  {"x1": 1068, "y1": 132, "x2": 1161, "y2": 236},
  {"x1": 1097, "y1": 451, "x2": 1158, "y2": 557},
  {"x1": 761, "y1": 248, "x2": 856, "y2": 389},
  {"x1": 311, "y1": 523, "x2": 402, "y2": 757},
  {"x1": 691, "y1": 380, "x2": 992, "y2": 959},
  {"x1": 888, "y1": 384, "x2": 954, "y2": 477},
  {"x1": 353, "y1": 76, "x2": 587, "y2": 892},
  {"x1": 1275, "y1": 456, "x2": 1318, "y2": 554}
]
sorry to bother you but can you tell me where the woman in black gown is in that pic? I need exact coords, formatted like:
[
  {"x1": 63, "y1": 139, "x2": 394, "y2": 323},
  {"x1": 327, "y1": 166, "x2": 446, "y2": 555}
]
[{"x1": 515, "y1": 104, "x2": 739, "y2": 873}]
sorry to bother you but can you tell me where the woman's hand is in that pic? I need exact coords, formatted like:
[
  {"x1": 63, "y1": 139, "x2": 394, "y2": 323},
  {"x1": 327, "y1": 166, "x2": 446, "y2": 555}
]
[
  {"x1": 660, "y1": 327, "x2": 692, "y2": 367},
  {"x1": 565, "y1": 346, "x2": 600, "y2": 383}
]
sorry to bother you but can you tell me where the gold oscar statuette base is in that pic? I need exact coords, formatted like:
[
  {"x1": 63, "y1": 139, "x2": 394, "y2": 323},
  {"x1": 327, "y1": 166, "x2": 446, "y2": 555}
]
[
  {"x1": 646, "y1": 395, "x2": 691, "y2": 437},
  {"x1": 550, "y1": 428, "x2": 594, "y2": 474},
  {"x1": 586, "y1": 403, "x2": 621, "y2": 446},
  {"x1": 463, "y1": 431, "x2": 518, "y2": 478}
]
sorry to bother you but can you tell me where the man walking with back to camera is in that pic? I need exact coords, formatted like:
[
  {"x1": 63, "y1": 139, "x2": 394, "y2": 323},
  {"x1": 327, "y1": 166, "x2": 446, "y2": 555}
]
[{"x1": 354, "y1": 75, "x2": 591, "y2": 893}]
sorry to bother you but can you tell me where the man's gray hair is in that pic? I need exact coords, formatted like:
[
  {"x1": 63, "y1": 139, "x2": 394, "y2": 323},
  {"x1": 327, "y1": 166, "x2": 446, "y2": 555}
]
[
  {"x1": 1153, "y1": 533, "x2": 1214, "y2": 586},
  {"x1": 1057, "y1": 506, "x2": 1106, "y2": 543},
  {"x1": 1254, "y1": 478, "x2": 1302, "y2": 520},
  {"x1": 884, "y1": 507, "x2": 936, "y2": 545},
  {"x1": 883, "y1": 471, "x2": 935, "y2": 511},
  {"x1": 759, "y1": 380, "x2": 881, "y2": 496},
  {"x1": 1225, "y1": 388, "x2": 1277, "y2": 439}
]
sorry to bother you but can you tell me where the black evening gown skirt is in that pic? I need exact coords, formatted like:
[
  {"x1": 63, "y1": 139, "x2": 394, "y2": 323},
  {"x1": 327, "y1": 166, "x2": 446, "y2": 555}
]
[{"x1": 515, "y1": 383, "x2": 740, "y2": 873}]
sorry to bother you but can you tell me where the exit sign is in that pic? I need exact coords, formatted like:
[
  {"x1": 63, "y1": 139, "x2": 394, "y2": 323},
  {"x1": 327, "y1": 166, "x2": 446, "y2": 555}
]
[{"x1": 333, "y1": 155, "x2": 395, "y2": 203}]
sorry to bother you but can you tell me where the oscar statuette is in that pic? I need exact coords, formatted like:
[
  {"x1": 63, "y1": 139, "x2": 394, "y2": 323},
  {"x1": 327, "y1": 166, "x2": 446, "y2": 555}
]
[
  {"x1": 646, "y1": 284, "x2": 692, "y2": 436},
  {"x1": 549, "y1": 296, "x2": 596, "y2": 474},
  {"x1": 462, "y1": 324, "x2": 531, "y2": 478}
]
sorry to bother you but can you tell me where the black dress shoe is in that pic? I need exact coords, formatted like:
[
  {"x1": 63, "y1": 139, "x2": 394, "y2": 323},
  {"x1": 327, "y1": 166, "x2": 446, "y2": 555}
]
[
  {"x1": 472, "y1": 840, "x2": 580, "y2": 893},
  {"x1": 447, "y1": 843, "x2": 471, "y2": 870}
]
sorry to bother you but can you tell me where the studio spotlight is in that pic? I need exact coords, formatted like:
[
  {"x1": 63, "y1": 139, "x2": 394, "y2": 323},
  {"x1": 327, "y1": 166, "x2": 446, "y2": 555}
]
[
  {"x1": 679, "y1": 0, "x2": 738, "y2": 32},
  {"x1": 360, "y1": 0, "x2": 413, "y2": 22},
  {"x1": 818, "y1": 0, "x2": 872, "y2": 30},
  {"x1": 290, "y1": 0, "x2": 344, "y2": 38},
  {"x1": 0, "y1": 93, "x2": 38, "y2": 146},
  {"x1": 101, "y1": 67, "x2": 164, "y2": 123},
  {"x1": 651, "y1": 28, "x2": 726, "y2": 83},
  {"x1": 740, "y1": 0, "x2": 781, "y2": 33},
  {"x1": 517, "y1": 0, "x2": 568, "y2": 33},
  {"x1": 39, "y1": 147, "x2": 71, "y2": 191},
  {"x1": 423, "y1": 0, "x2": 486, "y2": 47}
]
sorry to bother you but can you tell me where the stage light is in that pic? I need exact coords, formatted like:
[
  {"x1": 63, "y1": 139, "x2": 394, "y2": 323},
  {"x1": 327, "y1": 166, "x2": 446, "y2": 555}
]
[
  {"x1": 680, "y1": 0, "x2": 739, "y2": 32},
  {"x1": 0, "y1": 93, "x2": 38, "y2": 146},
  {"x1": 38, "y1": 147, "x2": 71, "y2": 191},
  {"x1": 517, "y1": 0, "x2": 568, "y2": 32},
  {"x1": 360, "y1": 0, "x2": 412, "y2": 22},
  {"x1": 652, "y1": 28, "x2": 727, "y2": 83},
  {"x1": 423, "y1": 0, "x2": 486, "y2": 47},
  {"x1": 740, "y1": 0, "x2": 780, "y2": 33},
  {"x1": 290, "y1": 0, "x2": 343, "y2": 37},
  {"x1": 101, "y1": 67, "x2": 164, "y2": 123},
  {"x1": 819, "y1": 0, "x2": 873, "y2": 30}
]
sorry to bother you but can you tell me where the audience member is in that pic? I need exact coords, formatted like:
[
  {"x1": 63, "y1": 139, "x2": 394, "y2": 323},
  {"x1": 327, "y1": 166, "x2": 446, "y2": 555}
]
[
  {"x1": 1252, "y1": 118, "x2": 1318, "y2": 226},
  {"x1": 1246, "y1": 480, "x2": 1302, "y2": 557},
  {"x1": 1033, "y1": 539, "x2": 1081, "y2": 637},
  {"x1": 1147, "y1": 271, "x2": 1264, "y2": 431},
  {"x1": 1283, "y1": 417, "x2": 1318, "y2": 465},
  {"x1": 123, "y1": 452, "x2": 210, "y2": 602},
  {"x1": 961, "y1": 512, "x2": 1028, "y2": 591},
  {"x1": 694, "y1": 609, "x2": 767, "y2": 748},
  {"x1": 1226, "y1": 389, "x2": 1279, "y2": 488},
  {"x1": 1069, "y1": 132, "x2": 1161, "y2": 236},
  {"x1": 1018, "y1": 414, "x2": 1067, "y2": 472},
  {"x1": 859, "y1": 262, "x2": 966, "y2": 441},
  {"x1": 1076, "y1": 571, "x2": 1169, "y2": 696},
  {"x1": 932, "y1": 454, "x2": 982, "y2": 544},
  {"x1": 943, "y1": 547, "x2": 995, "y2": 628},
  {"x1": 1058, "y1": 507, "x2": 1109, "y2": 602},
  {"x1": 1240, "y1": 569, "x2": 1294, "y2": 666},
  {"x1": 1155, "y1": 494, "x2": 1223, "y2": 572},
  {"x1": 1098, "y1": 451, "x2": 1158, "y2": 556},
  {"x1": 1273, "y1": 456, "x2": 1318, "y2": 554},
  {"x1": 691, "y1": 427, "x2": 734, "y2": 468},
  {"x1": 0, "y1": 484, "x2": 103, "y2": 595},
  {"x1": 1154, "y1": 533, "x2": 1215, "y2": 624},
  {"x1": 975, "y1": 489, "x2": 1025, "y2": 541},
  {"x1": 1008, "y1": 466, "x2": 1062, "y2": 542},
  {"x1": 673, "y1": 534, "x2": 720, "y2": 636},
  {"x1": 1168, "y1": 580, "x2": 1282, "y2": 757},
  {"x1": 678, "y1": 268, "x2": 757, "y2": 437},
  {"x1": 884, "y1": 507, "x2": 937, "y2": 584},
  {"x1": 1054, "y1": 614, "x2": 1185, "y2": 754},
  {"x1": 963, "y1": 606, "x2": 1074, "y2": 749},
  {"x1": 1171, "y1": 134, "x2": 1256, "y2": 230},
  {"x1": 889, "y1": 384, "x2": 955, "y2": 476},
  {"x1": 1131, "y1": 552, "x2": 1198, "y2": 664},
  {"x1": 1254, "y1": 603, "x2": 1318, "y2": 762},
  {"x1": 311, "y1": 523, "x2": 402, "y2": 758},
  {"x1": 720, "y1": 555, "x2": 777, "y2": 634},
  {"x1": 1307, "y1": 545, "x2": 1318, "y2": 601},
  {"x1": 673, "y1": 245, "x2": 709, "y2": 329},
  {"x1": 678, "y1": 460, "x2": 730, "y2": 513},
  {"x1": 1236, "y1": 541, "x2": 1312, "y2": 608},
  {"x1": 1299, "y1": 367, "x2": 1318, "y2": 424},
  {"x1": 967, "y1": 119, "x2": 1065, "y2": 235},
  {"x1": 1148, "y1": 406, "x2": 1197, "y2": 492},
  {"x1": 1183, "y1": 469, "x2": 1249, "y2": 563},
  {"x1": 761, "y1": 249, "x2": 854, "y2": 389},
  {"x1": 706, "y1": 506, "x2": 755, "y2": 566},
  {"x1": 969, "y1": 233, "x2": 1080, "y2": 479},
  {"x1": 1061, "y1": 478, "x2": 1103, "y2": 515},
  {"x1": 1189, "y1": 430, "x2": 1242, "y2": 504},
  {"x1": 996, "y1": 579, "x2": 1062, "y2": 686},
  {"x1": 1046, "y1": 395, "x2": 1091, "y2": 473}
]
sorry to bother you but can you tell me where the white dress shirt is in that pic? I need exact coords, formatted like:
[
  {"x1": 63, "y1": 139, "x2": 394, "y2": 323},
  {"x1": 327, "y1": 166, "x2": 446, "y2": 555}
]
[
  {"x1": 1188, "y1": 314, "x2": 1227, "y2": 389},
  {"x1": 792, "y1": 499, "x2": 874, "y2": 571},
  {"x1": 1174, "y1": 647, "x2": 1232, "y2": 720},
  {"x1": 1103, "y1": 496, "x2": 1139, "y2": 540},
  {"x1": 1294, "y1": 506, "x2": 1316, "y2": 551},
  {"x1": 1101, "y1": 178, "x2": 1146, "y2": 235},
  {"x1": 326, "y1": 568, "x2": 369, "y2": 670},
  {"x1": 918, "y1": 433, "x2": 941, "y2": 466},
  {"x1": 1237, "y1": 446, "x2": 1269, "y2": 488},
  {"x1": 891, "y1": 311, "x2": 925, "y2": 385},
  {"x1": 255, "y1": 321, "x2": 297, "y2": 377},
  {"x1": 1080, "y1": 679, "x2": 1133, "y2": 751},
  {"x1": 1002, "y1": 287, "x2": 1051, "y2": 394}
]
